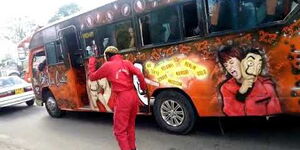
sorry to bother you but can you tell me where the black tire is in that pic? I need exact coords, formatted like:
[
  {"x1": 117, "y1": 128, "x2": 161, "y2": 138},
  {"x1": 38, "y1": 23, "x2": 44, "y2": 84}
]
[
  {"x1": 153, "y1": 90, "x2": 196, "y2": 134},
  {"x1": 44, "y1": 92, "x2": 65, "y2": 118},
  {"x1": 26, "y1": 99, "x2": 34, "y2": 106}
]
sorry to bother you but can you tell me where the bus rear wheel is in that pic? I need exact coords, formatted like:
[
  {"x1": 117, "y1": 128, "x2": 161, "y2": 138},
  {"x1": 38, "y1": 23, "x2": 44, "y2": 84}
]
[
  {"x1": 153, "y1": 90, "x2": 196, "y2": 134},
  {"x1": 45, "y1": 92, "x2": 65, "y2": 118}
]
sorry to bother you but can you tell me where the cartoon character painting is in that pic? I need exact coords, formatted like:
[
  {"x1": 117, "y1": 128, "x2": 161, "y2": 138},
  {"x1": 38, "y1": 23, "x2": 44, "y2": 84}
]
[
  {"x1": 86, "y1": 62, "x2": 150, "y2": 112},
  {"x1": 87, "y1": 78, "x2": 113, "y2": 112},
  {"x1": 218, "y1": 46, "x2": 281, "y2": 116}
]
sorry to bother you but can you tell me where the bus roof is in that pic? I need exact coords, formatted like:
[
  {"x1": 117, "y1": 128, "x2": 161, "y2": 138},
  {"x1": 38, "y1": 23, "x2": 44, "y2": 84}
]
[
  {"x1": 35, "y1": 0, "x2": 117, "y2": 34},
  {"x1": 29, "y1": 0, "x2": 184, "y2": 50}
]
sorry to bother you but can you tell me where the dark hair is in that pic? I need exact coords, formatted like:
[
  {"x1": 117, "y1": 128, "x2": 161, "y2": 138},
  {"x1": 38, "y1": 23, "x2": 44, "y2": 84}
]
[
  {"x1": 217, "y1": 46, "x2": 244, "y2": 65},
  {"x1": 38, "y1": 60, "x2": 46, "y2": 72},
  {"x1": 244, "y1": 48, "x2": 261, "y2": 57},
  {"x1": 105, "y1": 52, "x2": 117, "y2": 60}
]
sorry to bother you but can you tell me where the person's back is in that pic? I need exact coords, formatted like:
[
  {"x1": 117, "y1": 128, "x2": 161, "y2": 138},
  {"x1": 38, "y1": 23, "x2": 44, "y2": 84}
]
[
  {"x1": 89, "y1": 54, "x2": 145, "y2": 93},
  {"x1": 103, "y1": 55, "x2": 135, "y2": 92},
  {"x1": 88, "y1": 46, "x2": 146, "y2": 150}
]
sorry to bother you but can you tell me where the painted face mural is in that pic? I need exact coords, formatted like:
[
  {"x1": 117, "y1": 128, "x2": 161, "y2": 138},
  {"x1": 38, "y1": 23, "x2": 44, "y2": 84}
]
[
  {"x1": 241, "y1": 52, "x2": 263, "y2": 80},
  {"x1": 224, "y1": 57, "x2": 242, "y2": 80},
  {"x1": 218, "y1": 47, "x2": 281, "y2": 116}
]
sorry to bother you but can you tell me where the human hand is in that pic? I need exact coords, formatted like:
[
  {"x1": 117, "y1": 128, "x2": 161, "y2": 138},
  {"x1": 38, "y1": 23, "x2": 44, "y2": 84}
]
[
  {"x1": 140, "y1": 90, "x2": 147, "y2": 95},
  {"x1": 239, "y1": 79, "x2": 254, "y2": 94}
]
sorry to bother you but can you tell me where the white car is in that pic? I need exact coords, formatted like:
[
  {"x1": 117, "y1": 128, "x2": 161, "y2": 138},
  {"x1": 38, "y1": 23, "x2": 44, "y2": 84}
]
[{"x1": 0, "y1": 76, "x2": 35, "y2": 108}]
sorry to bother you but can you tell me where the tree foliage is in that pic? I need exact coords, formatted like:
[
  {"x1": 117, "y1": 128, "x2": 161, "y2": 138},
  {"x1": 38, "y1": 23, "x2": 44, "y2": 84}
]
[
  {"x1": 48, "y1": 3, "x2": 81, "y2": 23},
  {"x1": 3, "y1": 16, "x2": 37, "y2": 44}
]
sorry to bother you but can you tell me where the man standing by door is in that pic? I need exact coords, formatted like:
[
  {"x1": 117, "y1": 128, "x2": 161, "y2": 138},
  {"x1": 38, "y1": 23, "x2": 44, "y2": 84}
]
[{"x1": 88, "y1": 46, "x2": 147, "y2": 150}]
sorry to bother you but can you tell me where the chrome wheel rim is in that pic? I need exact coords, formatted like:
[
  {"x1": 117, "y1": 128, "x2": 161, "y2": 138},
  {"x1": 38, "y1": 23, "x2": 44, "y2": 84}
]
[
  {"x1": 160, "y1": 100, "x2": 185, "y2": 127},
  {"x1": 47, "y1": 97, "x2": 57, "y2": 112}
]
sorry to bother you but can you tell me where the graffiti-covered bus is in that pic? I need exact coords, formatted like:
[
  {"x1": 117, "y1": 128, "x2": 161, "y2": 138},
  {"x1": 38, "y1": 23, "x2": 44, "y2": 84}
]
[{"x1": 28, "y1": 0, "x2": 300, "y2": 134}]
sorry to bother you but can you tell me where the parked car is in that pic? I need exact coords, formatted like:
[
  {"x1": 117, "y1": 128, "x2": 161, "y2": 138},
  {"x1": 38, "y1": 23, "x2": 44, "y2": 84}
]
[
  {"x1": 0, "y1": 69, "x2": 20, "y2": 77},
  {"x1": 0, "y1": 76, "x2": 35, "y2": 108}
]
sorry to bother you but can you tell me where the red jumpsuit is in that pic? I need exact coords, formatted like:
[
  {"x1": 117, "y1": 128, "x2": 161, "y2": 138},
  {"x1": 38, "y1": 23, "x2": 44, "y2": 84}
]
[
  {"x1": 221, "y1": 77, "x2": 282, "y2": 116},
  {"x1": 88, "y1": 55, "x2": 146, "y2": 150}
]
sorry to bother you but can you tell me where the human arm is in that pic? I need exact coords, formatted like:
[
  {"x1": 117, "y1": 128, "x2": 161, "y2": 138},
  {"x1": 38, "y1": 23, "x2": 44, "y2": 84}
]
[{"x1": 88, "y1": 57, "x2": 109, "y2": 81}]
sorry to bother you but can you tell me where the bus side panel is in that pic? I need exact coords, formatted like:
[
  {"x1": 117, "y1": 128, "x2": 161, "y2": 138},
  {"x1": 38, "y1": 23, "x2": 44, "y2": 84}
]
[
  {"x1": 141, "y1": 45, "x2": 224, "y2": 117},
  {"x1": 268, "y1": 24, "x2": 300, "y2": 114},
  {"x1": 127, "y1": 21, "x2": 300, "y2": 117},
  {"x1": 81, "y1": 16, "x2": 300, "y2": 116},
  {"x1": 47, "y1": 65, "x2": 88, "y2": 110}
]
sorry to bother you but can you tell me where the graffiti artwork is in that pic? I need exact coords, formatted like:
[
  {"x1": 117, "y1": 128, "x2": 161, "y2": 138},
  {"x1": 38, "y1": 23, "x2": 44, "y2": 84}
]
[
  {"x1": 87, "y1": 78, "x2": 113, "y2": 112},
  {"x1": 145, "y1": 55, "x2": 209, "y2": 88},
  {"x1": 85, "y1": 63, "x2": 151, "y2": 112},
  {"x1": 28, "y1": 0, "x2": 300, "y2": 123},
  {"x1": 55, "y1": 70, "x2": 68, "y2": 86},
  {"x1": 217, "y1": 46, "x2": 281, "y2": 116}
]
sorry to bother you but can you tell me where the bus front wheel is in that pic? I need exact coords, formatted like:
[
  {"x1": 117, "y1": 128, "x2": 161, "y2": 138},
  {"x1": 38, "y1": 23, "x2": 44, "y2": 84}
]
[
  {"x1": 45, "y1": 92, "x2": 65, "y2": 118},
  {"x1": 153, "y1": 91, "x2": 196, "y2": 134}
]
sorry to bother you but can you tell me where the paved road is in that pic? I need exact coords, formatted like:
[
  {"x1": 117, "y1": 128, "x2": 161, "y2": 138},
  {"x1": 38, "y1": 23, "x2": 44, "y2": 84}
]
[{"x1": 1, "y1": 104, "x2": 300, "y2": 150}]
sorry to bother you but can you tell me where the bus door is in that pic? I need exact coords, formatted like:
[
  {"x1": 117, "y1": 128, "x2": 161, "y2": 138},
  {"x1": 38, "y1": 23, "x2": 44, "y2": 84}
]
[
  {"x1": 30, "y1": 50, "x2": 46, "y2": 106},
  {"x1": 50, "y1": 26, "x2": 88, "y2": 109}
]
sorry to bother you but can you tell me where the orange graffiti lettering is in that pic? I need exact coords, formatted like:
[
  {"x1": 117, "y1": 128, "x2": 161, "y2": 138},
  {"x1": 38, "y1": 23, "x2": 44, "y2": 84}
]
[
  {"x1": 151, "y1": 49, "x2": 162, "y2": 61},
  {"x1": 176, "y1": 70, "x2": 189, "y2": 76},
  {"x1": 161, "y1": 63, "x2": 174, "y2": 70},
  {"x1": 259, "y1": 31, "x2": 278, "y2": 44},
  {"x1": 157, "y1": 74, "x2": 168, "y2": 82},
  {"x1": 179, "y1": 44, "x2": 191, "y2": 55},
  {"x1": 167, "y1": 79, "x2": 182, "y2": 87},
  {"x1": 194, "y1": 41, "x2": 209, "y2": 52},
  {"x1": 164, "y1": 47, "x2": 175, "y2": 57}
]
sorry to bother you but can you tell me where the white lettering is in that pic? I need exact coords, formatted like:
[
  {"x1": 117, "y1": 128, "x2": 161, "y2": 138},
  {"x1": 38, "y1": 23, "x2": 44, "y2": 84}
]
[{"x1": 115, "y1": 69, "x2": 129, "y2": 79}]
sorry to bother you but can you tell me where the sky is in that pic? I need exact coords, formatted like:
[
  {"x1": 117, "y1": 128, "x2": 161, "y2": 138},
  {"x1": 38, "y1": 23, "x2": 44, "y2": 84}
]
[{"x1": 0, "y1": 0, "x2": 115, "y2": 60}]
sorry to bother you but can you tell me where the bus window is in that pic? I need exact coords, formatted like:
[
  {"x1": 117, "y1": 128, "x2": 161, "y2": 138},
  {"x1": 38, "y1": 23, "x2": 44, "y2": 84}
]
[
  {"x1": 97, "y1": 25, "x2": 115, "y2": 55},
  {"x1": 45, "y1": 42, "x2": 57, "y2": 65},
  {"x1": 45, "y1": 42, "x2": 63, "y2": 65},
  {"x1": 82, "y1": 31, "x2": 99, "y2": 57},
  {"x1": 114, "y1": 21, "x2": 135, "y2": 50},
  {"x1": 208, "y1": 0, "x2": 294, "y2": 32},
  {"x1": 183, "y1": 1, "x2": 200, "y2": 37},
  {"x1": 59, "y1": 27, "x2": 82, "y2": 68},
  {"x1": 139, "y1": 6, "x2": 180, "y2": 46},
  {"x1": 32, "y1": 52, "x2": 46, "y2": 73},
  {"x1": 55, "y1": 41, "x2": 64, "y2": 63}
]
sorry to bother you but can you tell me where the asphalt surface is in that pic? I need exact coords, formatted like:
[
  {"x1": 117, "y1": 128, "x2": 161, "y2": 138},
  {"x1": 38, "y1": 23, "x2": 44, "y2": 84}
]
[{"x1": 1, "y1": 104, "x2": 300, "y2": 150}]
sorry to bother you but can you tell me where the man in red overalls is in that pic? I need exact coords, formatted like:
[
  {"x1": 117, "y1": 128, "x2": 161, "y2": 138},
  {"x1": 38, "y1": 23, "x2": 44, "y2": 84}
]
[{"x1": 88, "y1": 46, "x2": 147, "y2": 150}]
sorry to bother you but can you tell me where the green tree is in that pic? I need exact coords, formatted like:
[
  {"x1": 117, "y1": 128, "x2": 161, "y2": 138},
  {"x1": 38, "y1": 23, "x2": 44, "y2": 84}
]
[
  {"x1": 48, "y1": 3, "x2": 81, "y2": 23},
  {"x1": 3, "y1": 16, "x2": 37, "y2": 44}
]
